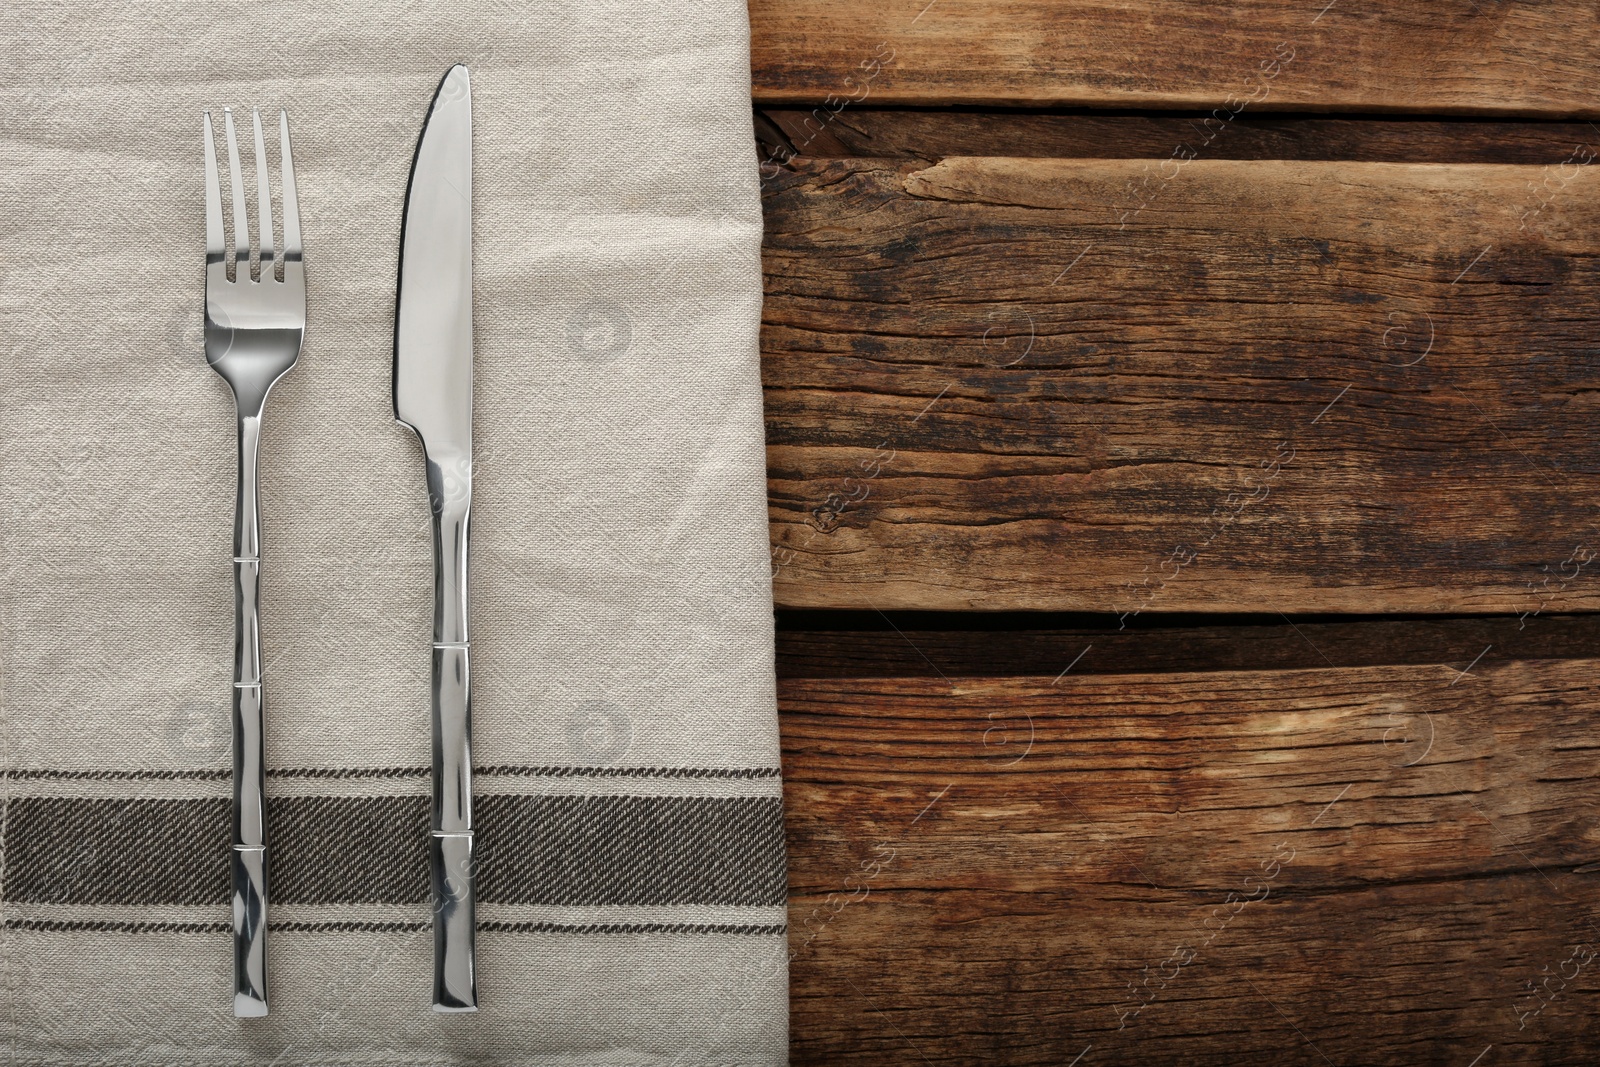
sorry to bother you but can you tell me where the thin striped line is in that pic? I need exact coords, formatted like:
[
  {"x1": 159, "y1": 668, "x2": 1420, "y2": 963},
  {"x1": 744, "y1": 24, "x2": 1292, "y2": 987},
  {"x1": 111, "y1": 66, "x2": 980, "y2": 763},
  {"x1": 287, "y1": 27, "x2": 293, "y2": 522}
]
[
  {"x1": 4, "y1": 765, "x2": 783, "y2": 782},
  {"x1": 5, "y1": 769, "x2": 230, "y2": 781},
  {"x1": 477, "y1": 766, "x2": 782, "y2": 780},
  {"x1": 1, "y1": 919, "x2": 233, "y2": 933},
  {"x1": 480, "y1": 921, "x2": 787, "y2": 936},
  {"x1": 0, "y1": 919, "x2": 786, "y2": 936}
]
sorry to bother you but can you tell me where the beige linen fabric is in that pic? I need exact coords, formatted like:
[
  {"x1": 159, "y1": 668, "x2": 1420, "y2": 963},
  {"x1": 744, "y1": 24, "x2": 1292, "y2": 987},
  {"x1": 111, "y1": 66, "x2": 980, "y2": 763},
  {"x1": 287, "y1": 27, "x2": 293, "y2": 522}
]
[{"x1": 0, "y1": 1, "x2": 785, "y2": 1063}]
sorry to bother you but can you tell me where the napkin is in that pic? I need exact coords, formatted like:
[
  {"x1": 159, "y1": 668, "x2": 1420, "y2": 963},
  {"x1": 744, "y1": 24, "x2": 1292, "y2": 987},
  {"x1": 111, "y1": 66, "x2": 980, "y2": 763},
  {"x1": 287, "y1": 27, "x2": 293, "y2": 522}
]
[{"x1": 0, "y1": 2, "x2": 786, "y2": 1063}]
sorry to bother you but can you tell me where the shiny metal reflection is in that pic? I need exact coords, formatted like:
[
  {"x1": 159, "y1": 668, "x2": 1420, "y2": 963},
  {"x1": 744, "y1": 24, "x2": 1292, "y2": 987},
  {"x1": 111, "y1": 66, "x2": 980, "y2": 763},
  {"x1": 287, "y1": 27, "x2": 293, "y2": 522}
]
[
  {"x1": 395, "y1": 64, "x2": 478, "y2": 1012},
  {"x1": 203, "y1": 106, "x2": 305, "y2": 1016}
]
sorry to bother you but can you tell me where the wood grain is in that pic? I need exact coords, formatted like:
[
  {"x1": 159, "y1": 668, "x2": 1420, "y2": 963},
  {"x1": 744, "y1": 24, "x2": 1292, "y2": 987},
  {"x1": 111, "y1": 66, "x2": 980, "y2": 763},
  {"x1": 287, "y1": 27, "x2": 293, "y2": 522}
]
[
  {"x1": 749, "y1": 0, "x2": 1600, "y2": 116},
  {"x1": 763, "y1": 156, "x2": 1600, "y2": 613},
  {"x1": 775, "y1": 611, "x2": 1600, "y2": 678},
  {"x1": 781, "y1": 660, "x2": 1600, "y2": 1063},
  {"x1": 757, "y1": 108, "x2": 1600, "y2": 164}
]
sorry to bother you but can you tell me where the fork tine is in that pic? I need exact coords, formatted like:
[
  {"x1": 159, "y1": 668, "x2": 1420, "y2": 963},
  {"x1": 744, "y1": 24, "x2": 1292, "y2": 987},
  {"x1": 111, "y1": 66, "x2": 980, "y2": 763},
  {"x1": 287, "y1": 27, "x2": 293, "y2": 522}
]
[
  {"x1": 203, "y1": 112, "x2": 224, "y2": 260},
  {"x1": 279, "y1": 111, "x2": 301, "y2": 261},
  {"x1": 252, "y1": 109, "x2": 274, "y2": 280},
  {"x1": 223, "y1": 108, "x2": 250, "y2": 278}
]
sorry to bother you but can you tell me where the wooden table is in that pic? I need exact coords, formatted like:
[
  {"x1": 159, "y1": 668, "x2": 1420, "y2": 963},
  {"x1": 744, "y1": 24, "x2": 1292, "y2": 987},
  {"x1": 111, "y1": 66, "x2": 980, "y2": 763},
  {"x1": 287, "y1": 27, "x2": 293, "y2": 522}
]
[{"x1": 752, "y1": 2, "x2": 1600, "y2": 1062}]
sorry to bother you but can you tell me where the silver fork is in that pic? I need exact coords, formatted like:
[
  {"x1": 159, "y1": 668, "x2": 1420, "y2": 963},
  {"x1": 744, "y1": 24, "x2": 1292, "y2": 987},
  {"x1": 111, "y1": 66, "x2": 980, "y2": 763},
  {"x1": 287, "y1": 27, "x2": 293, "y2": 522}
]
[{"x1": 203, "y1": 106, "x2": 304, "y2": 1018}]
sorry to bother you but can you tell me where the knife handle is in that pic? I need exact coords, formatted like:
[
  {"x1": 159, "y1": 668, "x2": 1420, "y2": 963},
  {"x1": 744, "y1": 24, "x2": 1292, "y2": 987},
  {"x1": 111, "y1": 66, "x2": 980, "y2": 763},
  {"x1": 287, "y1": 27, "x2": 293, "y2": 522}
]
[
  {"x1": 431, "y1": 643, "x2": 475, "y2": 1010},
  {"x1": 427, "y1": 455, "x2": 475, "y2": 1011},
  {"x1": 431, "y1": 828, "x2": 476, "y2": 1011}
]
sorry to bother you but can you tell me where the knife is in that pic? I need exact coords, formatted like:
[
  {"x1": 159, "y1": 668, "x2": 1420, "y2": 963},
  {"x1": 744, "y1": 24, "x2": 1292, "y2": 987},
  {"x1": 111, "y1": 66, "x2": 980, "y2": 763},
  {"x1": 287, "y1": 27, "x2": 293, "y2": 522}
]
[{"x1": 394, "y1": 63, "x2": 476, "y2": 1013}]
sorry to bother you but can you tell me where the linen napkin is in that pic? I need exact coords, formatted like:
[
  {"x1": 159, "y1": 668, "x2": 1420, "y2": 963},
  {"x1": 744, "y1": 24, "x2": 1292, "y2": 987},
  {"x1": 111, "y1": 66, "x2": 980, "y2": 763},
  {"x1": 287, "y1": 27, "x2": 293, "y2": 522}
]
[{"x1": 0, "y1": 2, "x2": 786, "y2": 1063}]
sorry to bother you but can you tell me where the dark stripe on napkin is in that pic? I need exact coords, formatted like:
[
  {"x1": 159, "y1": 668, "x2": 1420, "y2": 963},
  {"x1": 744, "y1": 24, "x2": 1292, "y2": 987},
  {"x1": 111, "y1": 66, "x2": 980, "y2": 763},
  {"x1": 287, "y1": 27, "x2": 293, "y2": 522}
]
[{"x1": 6, "y1": 794, "x2": 786, "y2": 907}]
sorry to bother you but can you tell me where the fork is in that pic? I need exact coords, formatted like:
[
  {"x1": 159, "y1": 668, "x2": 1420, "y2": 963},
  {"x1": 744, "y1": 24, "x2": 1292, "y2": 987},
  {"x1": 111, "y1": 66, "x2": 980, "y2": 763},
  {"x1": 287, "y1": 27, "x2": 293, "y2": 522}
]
[{"x1": 203, "y1": 106, "x2": 304, "y2": 1018}]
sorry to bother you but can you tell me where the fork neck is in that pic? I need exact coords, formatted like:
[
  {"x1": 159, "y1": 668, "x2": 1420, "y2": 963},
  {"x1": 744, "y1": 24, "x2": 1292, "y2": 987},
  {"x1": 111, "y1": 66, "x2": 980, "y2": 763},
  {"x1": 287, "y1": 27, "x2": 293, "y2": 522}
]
[{"x1": 234, "y1": 414, "x2": 263, "y2": 562}]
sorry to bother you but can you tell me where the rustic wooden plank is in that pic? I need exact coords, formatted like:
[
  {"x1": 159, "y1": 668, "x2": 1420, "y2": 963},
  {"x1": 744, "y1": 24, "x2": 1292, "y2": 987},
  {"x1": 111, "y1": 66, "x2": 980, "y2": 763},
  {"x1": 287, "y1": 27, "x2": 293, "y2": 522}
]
[
  {"x1": 781, "y1": 660, "x2": 1600, "y2": 1063},
  {"x1": 775, "y1": 611, "x2": 1600, "y2": 678},
  {"x1": 757, "y1": 107, "x2": 1600, "y2": 164},
  {"x1": 749, "y1": 0, "x2": 1600, "y2": 117},
  {"x1": 763, "y1": 156, "x2": 1600, "y2": 613}
]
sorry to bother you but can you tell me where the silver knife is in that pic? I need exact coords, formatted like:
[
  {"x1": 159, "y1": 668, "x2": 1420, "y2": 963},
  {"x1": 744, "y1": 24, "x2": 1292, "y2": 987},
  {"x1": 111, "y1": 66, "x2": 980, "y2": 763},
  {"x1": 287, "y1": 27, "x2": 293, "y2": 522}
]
[{"x1": 394, "y1": 63, "x2": 476, "y2": 1013}]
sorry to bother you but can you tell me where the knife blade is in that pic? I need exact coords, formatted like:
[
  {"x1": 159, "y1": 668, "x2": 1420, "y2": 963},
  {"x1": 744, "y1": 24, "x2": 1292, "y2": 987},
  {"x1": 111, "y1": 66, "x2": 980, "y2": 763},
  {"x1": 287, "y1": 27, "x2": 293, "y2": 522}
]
[{"x1": 394, "y1": 62, "x2": 476, "y2": 1013}]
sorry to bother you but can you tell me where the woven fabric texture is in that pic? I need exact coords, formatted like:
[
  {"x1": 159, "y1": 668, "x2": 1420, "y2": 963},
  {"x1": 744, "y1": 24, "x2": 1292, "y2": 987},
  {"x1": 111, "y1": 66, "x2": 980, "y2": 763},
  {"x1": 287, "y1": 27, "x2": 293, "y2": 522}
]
[{"x1": 0, "y1": 1, "x2": 785, "y2": 1063}]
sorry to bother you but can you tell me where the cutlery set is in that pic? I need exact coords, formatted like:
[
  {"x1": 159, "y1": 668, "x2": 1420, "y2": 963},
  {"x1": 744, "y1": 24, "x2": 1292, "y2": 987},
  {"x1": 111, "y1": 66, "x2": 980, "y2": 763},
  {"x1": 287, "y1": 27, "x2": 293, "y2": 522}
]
[{"x1": 203, "y1": 65, "x2": 476, "y2": 1017}]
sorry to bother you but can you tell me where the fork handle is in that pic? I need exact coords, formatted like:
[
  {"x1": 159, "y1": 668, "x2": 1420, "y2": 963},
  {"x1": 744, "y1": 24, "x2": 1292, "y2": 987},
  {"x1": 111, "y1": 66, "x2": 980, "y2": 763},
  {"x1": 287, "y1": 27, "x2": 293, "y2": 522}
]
[{"x1": 232, "y1": 414, "x2": 269, "y2": 1016}]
